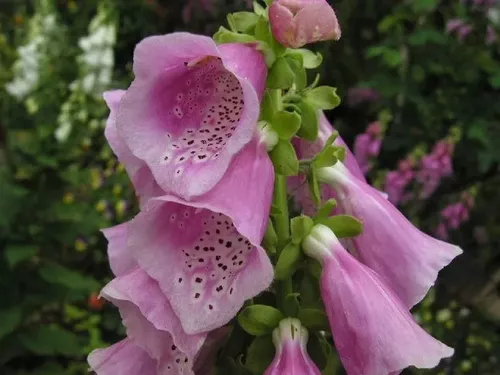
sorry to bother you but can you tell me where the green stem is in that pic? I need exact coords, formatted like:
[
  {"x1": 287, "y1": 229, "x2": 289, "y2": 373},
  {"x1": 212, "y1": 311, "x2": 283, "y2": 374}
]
[{"x1": 273, "y1": 174, "x2": 290, "y2": 247}]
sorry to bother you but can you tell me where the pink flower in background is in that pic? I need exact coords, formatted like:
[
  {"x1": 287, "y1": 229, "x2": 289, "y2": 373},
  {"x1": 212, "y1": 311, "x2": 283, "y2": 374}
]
[
  {"x1": 269, "y1": 0, "x2": 341, "y2": 48},
  {"x1": 303, "y1": 225, "x2": 454, "y2": 375},
  {"x1": 353, "y1": 121, "x2": 383, "y2": 175},
  {"x1": 417, "y1": 140, "x2": 454, "y2": 199},
  {"x1": 486, "y1": 25, "x2": 497, "y2": 44},
  {"x1": 457, "y1": 24, "x2": 474, "y2": 41},
  {"x1": 384, "y1": 158, "x2": 415, "y2": 205},
  {"x1": 116, "y1": 33, "x2": 267, "y2": 199},
  {"x1": 446, "y1": 18, "x2": 465, "y2": 33},
  {"x1": 316, "y1": 163, "x2": 463, "y2": 308},
  {"x1": 435, "y1": 192, "x2": 475, "y2": 240},
  {"x1": 346, "y1": 87, "x2": 381, "y2": 107},
  {"x1": 264, "y1": 318, "x2": 321, "y2": 375}
]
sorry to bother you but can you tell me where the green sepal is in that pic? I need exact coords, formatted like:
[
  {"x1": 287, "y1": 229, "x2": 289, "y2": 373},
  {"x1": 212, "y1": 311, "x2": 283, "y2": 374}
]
[
  {"x1": 213, "y1": 26, "x2": 256, "y2": 44},
  {"x1": 297, "y1": 308, "x2": 330, "y2": 332},
  {"x1": 307, "y1": 168, "x2": 321, "y2": 206},
  {"x1": 254, "y1": 16, "x2": 286, "y2": 58},
  {"x1": 260, "y1": 91, "x2": 279, "y2": 122},
  {"x1": 305, "y1": 86, "x2": 341, "y2": 110},
  {"x1": 227, "y1": 12, "x2": 259, "y2": 33},
  {"x1": 238, "y1": 305, "x2": 285, "y2": 336},
  {"x1": 312, "y1": 145, "x2": 339, "y2": 169},
  {"x1": 267, "y1": 57, "x2": 295, "y2": 89},
  {"x1": 272, "y1": 110, "x2": 301, "y2": 140},
  {"x1": 275, "y1": 241, "x2": 302, "y2": 280},
  {"x1": 316, "y1": 215, "x2": 363, "y2": 238},
  {"x1": 253, "y1": 1, "x2": 267, "y2": 16},
  {"x1": 285, "y1": 55, "x2": 307, "y2": 90},
  {"x1": 290, "y1": 215, "x2": 314, "y2": 244},
  {"x1": 246, "y1": 335, "x2": 275, "y2": 374},
  {"x1": 269, "y1": 140, "x2": 299, "y2": 176},
  {"x1": 296, "y1": 100, "x2": 319, "y2": 141},
  {"x1": 312, "y1": 199, "x2": 337, "y2": 222},
  {"x1": 287, "y1": 48, "x2": 323, "y2": 69}
]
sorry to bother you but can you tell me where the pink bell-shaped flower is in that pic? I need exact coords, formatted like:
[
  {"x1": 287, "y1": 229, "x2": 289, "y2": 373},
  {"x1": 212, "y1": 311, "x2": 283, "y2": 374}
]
[
  {"x1": 264, "y1": 318, "x2": 321, "y2": 375},
  {"x1": 316, "y1": 163, "x2": 463, "y2": 307},
  {"x1": 303, "y1": 225, "x2": 454, "y2": 375},
  {"x1": 116, "y1": 33, "x2": 268, "y2": 199},
  {"x1": 269, "y1": 0, "x2": 341, "y2": 48},
  {"x1": 127, "y1": 137, "x2": 274, "y2": 334}
]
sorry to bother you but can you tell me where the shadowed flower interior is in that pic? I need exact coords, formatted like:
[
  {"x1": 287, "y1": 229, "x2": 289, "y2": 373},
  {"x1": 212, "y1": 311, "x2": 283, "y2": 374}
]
[{"x1": 157, "y1": 57, "x2": 245, "y2": 174}]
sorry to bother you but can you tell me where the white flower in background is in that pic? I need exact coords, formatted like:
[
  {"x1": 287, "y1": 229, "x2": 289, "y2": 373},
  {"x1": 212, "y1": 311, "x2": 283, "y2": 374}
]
[
  {"x1": 6, "y1": 14, "x2": 58, "y2": 100},
  {"x1": 55, "y1": 5, "x2": 117, "y2": 142}
]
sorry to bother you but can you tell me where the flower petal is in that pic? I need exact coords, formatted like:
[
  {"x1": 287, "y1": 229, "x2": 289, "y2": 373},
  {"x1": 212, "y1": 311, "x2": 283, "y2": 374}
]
[
  {"x1": 130, "y1": 140, "x2": 274, "y2": 334},
  {"x1": 101, "y1": 267, "x2": 206, "y2": 360},
  {"x1": 101, "y1": 223, "x2": 137, "y2": 277},
  {"x1": 318, "y1": 163, "x2": 463, "y2": 307},
  {"x1": 88, "y1": 339, "x2": 157, "y2": 375}
]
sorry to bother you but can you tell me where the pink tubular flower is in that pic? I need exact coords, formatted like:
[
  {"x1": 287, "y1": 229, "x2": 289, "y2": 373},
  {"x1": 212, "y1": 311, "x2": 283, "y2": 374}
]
[
  {"x1": 303, "y1": 225, "x2": 454, "y2": 375},
  {"x1": 435, "y1": 192, "x2": 475, "y2": 239},
  {"x1": 116, "y1": 33, "x2": 267, "y2": 199},
  {"x1": 264, "y1": 318, "x2": 321, "y2": 375},
  {"x1": 353, "y1": 121, "x2": 383, "y2": 175},
  {"x1": 316, "y1": 163, "x2": 463, "y2": 308},
  {"x1": 269, "y1": 0, "x2": 341, "y2": 48},
  {"x1": 129, "y1": 138, "x2": 274, "y2": 334},
  {"x1": 486, "y1": 25, "x2": 497, "y2": 45}
]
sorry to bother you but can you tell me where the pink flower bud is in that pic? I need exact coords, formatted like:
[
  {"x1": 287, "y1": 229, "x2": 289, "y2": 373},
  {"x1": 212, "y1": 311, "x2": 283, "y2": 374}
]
[
  {"x1": 269, "y1": 0, "x2": 341, "y2": 48},
  {"x1": 264, "y1": 318, "x2": 321, "y2": 375}
]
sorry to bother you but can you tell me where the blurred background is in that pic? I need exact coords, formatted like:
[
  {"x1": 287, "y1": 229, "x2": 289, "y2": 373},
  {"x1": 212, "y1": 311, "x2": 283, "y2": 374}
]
[{"x1": 1, "y1": 0, "x2": 499, "y2": 374}]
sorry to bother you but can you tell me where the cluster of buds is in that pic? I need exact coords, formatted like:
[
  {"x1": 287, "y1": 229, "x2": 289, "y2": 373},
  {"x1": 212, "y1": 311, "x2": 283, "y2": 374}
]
[
  {"x1": 88, "y1": 1, "x2": 462, "y2": 374},
  {"x1": 384, "y1": 157, "x2": 416, "y2": 205}
]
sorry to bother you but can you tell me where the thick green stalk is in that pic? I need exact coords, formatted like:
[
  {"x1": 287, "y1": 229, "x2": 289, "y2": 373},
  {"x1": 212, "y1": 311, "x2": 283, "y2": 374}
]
[{"x1": 273, "y1": 174, "x2": 290, "y2": 247}]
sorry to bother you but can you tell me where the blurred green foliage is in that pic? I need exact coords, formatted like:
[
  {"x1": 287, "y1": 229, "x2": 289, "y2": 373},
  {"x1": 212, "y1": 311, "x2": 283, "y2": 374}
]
[{"x1": 0, "y1": 0, "x2": 499, "y2": 374}]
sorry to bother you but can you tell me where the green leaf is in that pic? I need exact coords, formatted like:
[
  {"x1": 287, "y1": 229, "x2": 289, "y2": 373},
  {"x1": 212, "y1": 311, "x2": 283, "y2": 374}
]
[
  {"x1": 267, "y1": 57, "x2": 295, "y2": 89},
  {"x1": 39, "y1": 262, "x2": 99, "y2": 291},
  {"x1": 238, "y1": 305, "x2": 284, "y2": 336},
  {"x1": 286, "y1": 56, "x2": 307, "y2": 90},
  {"x1": 291, "y1": 216, "x2": 314, "y2": 244},
  {"x1": 313, "y1": 199, "x2": 337, "y2": 222},
  {"x1": 313, "y1": 145, "x2": 339, "y2": 169},
  {"x1": 307, "y1": 168, "x2": 321, "y2": 206},
  {"x1": 254, "y1": 16, "x2": 286, "y2": 57},
  {"x1": 275, "y1": 241, "x2": 302, "y2": 280},
  {"x1": 299, "y1": 273, "x2": 322, "y2": 308},
  {"x1": 272, "y1": 110, "x2": 302, "y2": 140},
  {"x1": 0, "y1": 308, "x2": 22, "y2": 340},
  {"x1": 411, "y1": 0, "x2": 440, "y2": 12},
  {"x1": 227, "y1": 12, "x2": 259, "y2": 33},
  {"x1": 269, "y1": 140, "x2": 299, "y2": 176},
  {"x1": 263, "y1": 220, "x2": 278, "y2": 255},
  {"x1": 246, "y1": 335, "x2": 275, "y2": 374},
  {"x1": 5, "y1": 245, "x2": 37, "y2": 267},
  {"x1": 283, "y1": 293, "x2": 301, "y2": 317},
  {"x1": 288, "y1": 49, "x2": 323, "y2": 69},
  {"x1": 0, "y1": 168, "x2": 28, "y2": 229},
  {"x1": 260, "y1": 91, "x2": 279, "y2": 122},
  {"x1": 213, "y1": 26, "x2": 256, "y2": 44},
  {"x1": 298, "y1": 308, "x2": 330, "y2": 331},
  {"x1": 296, "y1": 100, "x2": 319, "y2": 141},
  {"x1": 305, "y1": 86, "x2": 340, "y2": 110},
  {"x1": 316, "y1": 215, "x2": 363, "y2": 238},
  {"x1": 19, "y1": 325, "x2": 82, "y2": 356}
]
